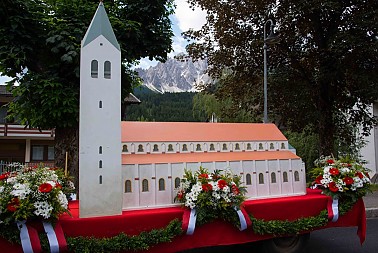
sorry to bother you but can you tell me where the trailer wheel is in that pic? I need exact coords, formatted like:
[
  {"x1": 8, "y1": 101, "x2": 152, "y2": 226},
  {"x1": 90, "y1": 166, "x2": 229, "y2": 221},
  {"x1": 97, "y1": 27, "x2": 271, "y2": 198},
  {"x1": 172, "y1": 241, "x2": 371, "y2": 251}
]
[{"x1": 262, "y1": 233, "x2": 310, "y2": 253}]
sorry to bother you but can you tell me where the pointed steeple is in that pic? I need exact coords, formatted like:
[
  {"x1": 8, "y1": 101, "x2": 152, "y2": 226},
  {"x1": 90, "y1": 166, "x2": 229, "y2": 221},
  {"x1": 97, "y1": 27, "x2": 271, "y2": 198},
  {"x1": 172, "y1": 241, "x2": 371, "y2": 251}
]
[{"x1": 82, "y1": 2, "x2": 120, "y2": 50}]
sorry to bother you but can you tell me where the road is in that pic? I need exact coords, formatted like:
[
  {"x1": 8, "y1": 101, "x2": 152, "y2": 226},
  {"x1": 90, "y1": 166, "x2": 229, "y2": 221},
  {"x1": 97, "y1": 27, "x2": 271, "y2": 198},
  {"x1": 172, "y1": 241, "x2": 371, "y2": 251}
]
[{"x1": 179, "y1": 218, "x2": 378, "y2": 253}]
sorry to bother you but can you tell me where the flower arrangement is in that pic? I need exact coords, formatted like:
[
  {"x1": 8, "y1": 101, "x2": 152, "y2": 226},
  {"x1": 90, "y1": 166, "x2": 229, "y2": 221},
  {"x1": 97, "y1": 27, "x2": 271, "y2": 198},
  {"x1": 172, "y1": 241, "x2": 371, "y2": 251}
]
[
  {"x1": 0, "y1": 164, "x2": 75, "y2": 225},
  {"x1": 312, "y1": 156, "x2": 371, "y2": 201},
  {"x1": 175, "y1": 167, "x2": 246, "y2": 226}
]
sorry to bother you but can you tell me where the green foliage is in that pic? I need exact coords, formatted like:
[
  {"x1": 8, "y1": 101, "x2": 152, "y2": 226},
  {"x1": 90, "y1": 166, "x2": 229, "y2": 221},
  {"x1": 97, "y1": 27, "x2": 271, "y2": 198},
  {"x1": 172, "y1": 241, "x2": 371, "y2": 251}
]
[
  {"x1": 0, "y1": 0, "x2": 174, "y2": 129},
  {"x1": 183, "y1": 0, "x2": 378, "y2": 155},
  {"x1": 125, "y1": 88, "x2": 197, "y2": 122}
]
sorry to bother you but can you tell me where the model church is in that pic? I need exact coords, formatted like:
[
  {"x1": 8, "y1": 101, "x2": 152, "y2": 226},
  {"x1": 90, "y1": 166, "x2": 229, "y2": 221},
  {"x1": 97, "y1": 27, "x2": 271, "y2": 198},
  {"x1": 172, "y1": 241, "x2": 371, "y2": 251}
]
[{"x1": 79, "y1": 2, "x2": 306, "y2": 218}]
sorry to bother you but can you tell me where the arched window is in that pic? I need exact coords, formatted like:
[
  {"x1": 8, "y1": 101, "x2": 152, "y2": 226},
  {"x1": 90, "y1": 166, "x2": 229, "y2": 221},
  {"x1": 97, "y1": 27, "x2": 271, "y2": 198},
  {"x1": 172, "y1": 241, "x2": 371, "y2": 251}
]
[
  {"x1": 283, "y1": 172, "x2": 288, "y2": 182},
  {"x1": 258, "y1": 173, "x2": 264, "y2": 184},
  {"x1": 271, "y1": 172, "x2": 277, "y2": 183},
  {"x1": 122, "y1": 145, "x2": 128, "y2": 152},
  {"x1": 168, "y1": 144, "x2": 174, "y2": 152},
  {"x1": 91, "y1": 60, "x2": 98, "y2": 78},
  {"x1": 246, "y1": 173, "x2": 252, "y2": 185},
  {"x1": 210, "y1": 144, "x2": 215, "y2": 151},
  {"x1": 235, "y1": 143, "x2": 240, "y2": 150},
  {"x1": 153, "y1": 144, "x2": 159, "y2": 152},
  {"x1": 182, "y1": 144, "x2": 188, "y2": 152},
  {"x1": 142, "y1": 179, "x2": 149, "y2": 192},
  {"x1": 99, "y1": 100, "x2": 102, "y2": 108},
  {"x1": 99, "y1": 160, "x2": 102, "y2": 168},
  {"x1": 294, "y1": 171, "x2": 300, "y2": 182},
  {"x1": 222, "y1": 143, "x2": 228, "y2": 150},
  {"x1": 247, "y1": 143, "x2": 252, "y2": 150},
  {"x1": 258, "y1": 143, "x2": 264, "y2": 150},
  {"x1": 99, "y1": 175, "x2": 102, "y2": 184},
  {"x1": 270, "y1": 143, "x2": 275, "y2": 149},
  {"x1": 158, "y1": 178, "x2": 165, "y2": 191},
  {"x1": 104, "y1": 61, "x2": 111, "y2": 79},
  {"x1": 99, "y1": 146, "x2": 102, "y2": 154},
  {"x1": 125, "y1": 180, "x2": 132, "y2": 193},
  {"x1": 138, "y1": 144, "x2": 144, "y2": 152},
  {"x1": 174, "y1": 177, "x2": 181, "y2": 188},
  {"x1": 281, "y1": 143, "x2": 286, "y2": 149},
  {"x1": 196, "y1": 144, "x2": 201, "y2": 151}
]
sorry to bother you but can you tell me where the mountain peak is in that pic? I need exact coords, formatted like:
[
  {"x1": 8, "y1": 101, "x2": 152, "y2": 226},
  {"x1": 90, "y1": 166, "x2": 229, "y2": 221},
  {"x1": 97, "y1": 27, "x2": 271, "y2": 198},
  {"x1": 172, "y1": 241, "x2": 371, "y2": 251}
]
[{"x1": 136, "y1": 58, "x2": 210, "y2": 93}]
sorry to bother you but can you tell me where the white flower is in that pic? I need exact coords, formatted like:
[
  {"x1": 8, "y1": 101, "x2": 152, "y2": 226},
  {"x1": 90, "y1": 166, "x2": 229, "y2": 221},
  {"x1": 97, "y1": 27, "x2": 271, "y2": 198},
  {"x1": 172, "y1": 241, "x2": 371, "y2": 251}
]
[
  {"x1": 34, "y1": 201, "x2": 53, "y2": 219},
  {"x1": 57, "y1": 191, "x2": 68, "y2": 209},
  {"x1": 11, "y1": 183, "x2": 31, "y2": 200}
]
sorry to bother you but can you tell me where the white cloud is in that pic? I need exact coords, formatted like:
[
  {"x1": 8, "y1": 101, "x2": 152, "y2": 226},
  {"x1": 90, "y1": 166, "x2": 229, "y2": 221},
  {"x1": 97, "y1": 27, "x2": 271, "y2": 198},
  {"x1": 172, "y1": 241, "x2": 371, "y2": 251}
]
[{"x1": 174, "y1": 0, "x2": 206, "y2": 32}]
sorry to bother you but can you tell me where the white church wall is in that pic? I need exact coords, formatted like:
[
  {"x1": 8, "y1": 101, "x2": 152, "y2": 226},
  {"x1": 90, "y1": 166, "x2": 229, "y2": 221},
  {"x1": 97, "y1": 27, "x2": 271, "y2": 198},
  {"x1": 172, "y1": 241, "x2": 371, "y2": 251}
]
[
  {"x1": 122, "y1": 164, "x2": 139, "y2": 209},
  {"x1": 268, "y1": 160, "x2": 280, "y2": 196},
  {"x1": 155, "y1": 163, "x2": 171, "y2": 205},
  {"x1": 139, "y1": 164, "x2": 155, "y2": 207},
  {"x1": 256, "y1": 160, "x2": 269, "y2": 197},
  {"x1": 242, "y1": 161, "x2": 257, "y2": 198},
  {"x1": 280, "y1": 159, "x2": 293, "y2": 196},
  {"x1": 291, "y1": 159, "x2": 306, "y2": 195}
]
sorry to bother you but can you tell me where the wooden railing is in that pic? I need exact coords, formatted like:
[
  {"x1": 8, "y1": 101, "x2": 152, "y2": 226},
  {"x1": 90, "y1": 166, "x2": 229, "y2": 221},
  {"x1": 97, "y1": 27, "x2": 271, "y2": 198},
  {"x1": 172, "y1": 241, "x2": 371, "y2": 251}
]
[
  {"x1": 0, "y1": 161, "x2": 55, "y2": 174},
  {"x1": 0, "y1": 123, "x2": 55, "y2": 138}
]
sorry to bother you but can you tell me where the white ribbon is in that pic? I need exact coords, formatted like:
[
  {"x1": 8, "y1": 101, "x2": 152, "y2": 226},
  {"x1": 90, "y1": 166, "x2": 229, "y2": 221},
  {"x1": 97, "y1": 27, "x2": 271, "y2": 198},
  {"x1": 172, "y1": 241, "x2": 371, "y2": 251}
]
[
  {"x1": 187, "y1": 208, "x2": 197, "y2": 235},
  {"x1": 17, "y1": 220, "x2": 34, "y2": 253},
  {"x1": 331, "y1": 198, "x2": 339, "y2": 222},
  {"x1": 43, "y1": 221, "x2": 60, "y2": 253},
  {"x1": 235, "y1": 208, "x2": 248, "y2": 231}
]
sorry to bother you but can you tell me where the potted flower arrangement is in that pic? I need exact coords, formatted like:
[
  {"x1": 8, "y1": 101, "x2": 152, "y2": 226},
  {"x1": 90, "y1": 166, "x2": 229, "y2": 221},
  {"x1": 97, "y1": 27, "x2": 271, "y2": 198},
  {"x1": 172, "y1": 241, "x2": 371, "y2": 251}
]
[
  {"x1": 0, "y1": 164, "x2": 75, "y2": 225},
  {"x1": 312, "y1": 156, "x2": 371, "y2": 202},
  {"x1": 175, "y1": 167, "x2": 247, "y2": 228}
]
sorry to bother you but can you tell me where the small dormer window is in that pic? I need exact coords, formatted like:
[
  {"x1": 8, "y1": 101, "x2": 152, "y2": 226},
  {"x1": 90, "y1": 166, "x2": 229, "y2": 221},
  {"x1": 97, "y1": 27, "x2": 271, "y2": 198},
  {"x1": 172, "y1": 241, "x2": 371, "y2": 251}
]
[
  {"x1": 153, "y1": 144, "x2": 159, "y2": 152},
  {"x1": 104, "y1": 61, "x2": 111, "y2": 79},
  {"x1": 196, "y1": 144, "x2": 201, "y2": 151},
  {"x1": 91, "y1": 60, "x2": 98, "y2": 78},
  {"x1": 259, "y1": 143, "x2": 264, "y2": 150},
  {"x1": 281, "y1": 143, "x2": 286, "y2": 149},
  {"x1": 122, "y1": 145, "x2": 128, "y2": 152},
  {"x1": 270, "y1": 143, "x2": 275, "y2": 149},
  {"x1": 182, "y1": 144, "x2": 188, "y2": 152},
  {"x1": 247, "y1": 143, "x2": 252, "y2": 150},
  {"x1": 235, "y1": 143, "x2": 240, "y2": 150},
  {"x1": 138, "y1": 144, "x2": 144, "y2": 152},
  {"x1": 222, "y1": 143, "x2": 227, "y2": 150},
  {"x1": 168, "y1": 144, "x2": 174, "y2": 152},
  {"x1": 209, "y1": 144, "x2": 215, "y2": 151}
]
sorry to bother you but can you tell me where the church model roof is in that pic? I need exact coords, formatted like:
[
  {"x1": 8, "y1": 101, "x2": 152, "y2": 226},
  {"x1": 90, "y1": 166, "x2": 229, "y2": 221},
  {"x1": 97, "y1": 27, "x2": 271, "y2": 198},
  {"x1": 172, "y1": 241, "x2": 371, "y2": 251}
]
[{"x1": 121, "y1": 121, "x2": 287, "y2": 142}]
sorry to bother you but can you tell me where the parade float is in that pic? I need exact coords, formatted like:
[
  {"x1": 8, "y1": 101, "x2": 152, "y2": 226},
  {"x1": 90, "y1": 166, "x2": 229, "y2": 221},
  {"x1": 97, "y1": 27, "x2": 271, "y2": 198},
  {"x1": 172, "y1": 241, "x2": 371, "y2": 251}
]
[{"x1": 0, "y1": 2, "x2": 371, "y2": 253}]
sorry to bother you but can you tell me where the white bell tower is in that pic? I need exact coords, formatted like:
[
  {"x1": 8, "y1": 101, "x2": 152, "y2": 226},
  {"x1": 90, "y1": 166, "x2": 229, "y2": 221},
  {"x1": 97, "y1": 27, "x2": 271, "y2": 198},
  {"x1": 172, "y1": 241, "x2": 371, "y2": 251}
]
[{"x1": 79, "y1": 2, "x2": 122, "y2": 218}]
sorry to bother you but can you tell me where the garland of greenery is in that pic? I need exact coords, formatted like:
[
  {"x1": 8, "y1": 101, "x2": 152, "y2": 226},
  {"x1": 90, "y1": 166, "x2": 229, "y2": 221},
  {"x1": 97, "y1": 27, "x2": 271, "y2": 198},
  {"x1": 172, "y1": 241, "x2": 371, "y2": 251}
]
[{"x1": 0, "y1": 199, "x2": 359, "y2": 252}]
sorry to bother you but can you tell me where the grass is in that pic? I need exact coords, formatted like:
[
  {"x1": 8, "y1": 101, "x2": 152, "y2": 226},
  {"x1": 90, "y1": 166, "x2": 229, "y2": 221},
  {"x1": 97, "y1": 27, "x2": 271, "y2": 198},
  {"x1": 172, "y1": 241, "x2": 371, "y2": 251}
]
[{"x1": 370, "y1": 183, "x2": 378, "y2": 192}]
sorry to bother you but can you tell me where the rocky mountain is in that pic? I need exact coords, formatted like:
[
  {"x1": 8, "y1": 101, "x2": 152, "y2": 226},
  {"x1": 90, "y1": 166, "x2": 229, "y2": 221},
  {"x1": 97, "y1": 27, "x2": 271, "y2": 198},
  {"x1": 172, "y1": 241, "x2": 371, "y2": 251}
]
[{"x1": 135, "y1": 58, "x2": 210, "y2": 93}]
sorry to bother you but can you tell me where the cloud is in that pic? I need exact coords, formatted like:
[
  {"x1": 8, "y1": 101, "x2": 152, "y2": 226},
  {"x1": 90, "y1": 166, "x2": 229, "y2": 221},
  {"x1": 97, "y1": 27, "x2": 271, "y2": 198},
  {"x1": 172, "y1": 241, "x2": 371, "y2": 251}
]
[{"x1": 174, "y1": 0, "x2": 206, "y2": 32}]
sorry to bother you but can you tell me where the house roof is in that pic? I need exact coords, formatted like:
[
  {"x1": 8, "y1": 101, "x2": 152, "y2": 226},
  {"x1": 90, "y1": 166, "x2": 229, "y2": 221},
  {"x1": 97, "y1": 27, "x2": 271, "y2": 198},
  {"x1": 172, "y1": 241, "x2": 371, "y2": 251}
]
[
  {"x1": 82, "y1": 2, "x2": 120, "y2": 50},
  {"x1": 122, "y1": 151, "x2": 299, "y2": 165},
  {"x1": 0, "y1": 85, "x2": 12, "y2": 96},
  {"x1": 121, "y1": 122, "x2": 288, "y2": 142}
]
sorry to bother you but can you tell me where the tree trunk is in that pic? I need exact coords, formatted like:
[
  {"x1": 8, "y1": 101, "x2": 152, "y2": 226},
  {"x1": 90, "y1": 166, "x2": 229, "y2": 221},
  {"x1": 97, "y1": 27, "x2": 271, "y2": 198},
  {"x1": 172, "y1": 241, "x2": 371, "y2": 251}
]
[
  {"x1": 54, "y1": 125, "x2": 79, "y2": 195},
  {"x1": 318, "y1": 80, "x2": 335, "y2": 156}
]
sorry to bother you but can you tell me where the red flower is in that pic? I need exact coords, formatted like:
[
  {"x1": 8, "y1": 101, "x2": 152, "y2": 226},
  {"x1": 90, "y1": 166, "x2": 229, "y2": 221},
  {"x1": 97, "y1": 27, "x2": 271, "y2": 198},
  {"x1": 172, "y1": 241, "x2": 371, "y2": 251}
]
[
  {"x1": 39, "y1": 183, "x2": 53, "y2": 193},
  {"x1": 355, "y1": 172, "x2": 364, "y2": 179},
  {"x1": 217, "y1": 179, "x2": 227, "y2": 189},
  {"x1": 343, "y1": 177, "x2": 354, "y2": 185},
  {"x1": 0, "y1": 173, "x2": 8, "y2": 180},
  {"x1": 202, "y1": 183, "x2": 212, "y2": 192},
  {"x1": 327, "y1": 159, "x2": 334, "y2": 164},
  {"x1": 231, "y1": 184, "x2": 240, "y2": 195},
  {"x1": 177, "y1": 190, "x2": 184, "y2": 200},
  {"x1": 315, "y1": 175, "x2": 323, "y2": 184},
  {"x1": 198, "y1": 173, "x2": 208, "y2": 180},
  {"x1": 329, "y1": 168, "x2": 340, "y2": 176},
  {"x1": 7, "y1": 198, "x2": 20, "y2": 212},
  {"x1": 328, "y1": 182, "x2": 339, "y2": 192},
  {"x1": 55, "y1": 182, "x2": 62, "y2": 189}
]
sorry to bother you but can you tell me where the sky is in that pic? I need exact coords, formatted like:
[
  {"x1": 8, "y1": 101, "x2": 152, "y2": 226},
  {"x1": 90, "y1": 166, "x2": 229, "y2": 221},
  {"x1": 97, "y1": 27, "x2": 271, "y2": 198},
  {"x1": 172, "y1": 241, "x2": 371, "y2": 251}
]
[{"x1": 0, "y1": 0, "x2": 207, "y2": 84}]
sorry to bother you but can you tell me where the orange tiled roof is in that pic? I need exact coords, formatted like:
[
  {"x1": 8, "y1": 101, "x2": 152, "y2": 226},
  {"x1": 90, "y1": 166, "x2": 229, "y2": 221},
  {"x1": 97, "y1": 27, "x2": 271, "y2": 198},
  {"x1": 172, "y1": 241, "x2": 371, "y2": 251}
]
[
  {"x1": 122, "y1": 151, "x2": 299, "y2": 165},
  {"x1": 121, "y1": 122, "x2": 287, "y2": 142}
]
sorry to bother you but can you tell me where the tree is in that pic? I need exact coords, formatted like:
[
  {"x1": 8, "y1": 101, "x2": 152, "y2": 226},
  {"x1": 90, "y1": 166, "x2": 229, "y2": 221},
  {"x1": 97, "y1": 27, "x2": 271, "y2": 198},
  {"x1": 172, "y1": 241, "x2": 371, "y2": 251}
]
[
  {"x1": 183, "y1": 0, "x2": 378, "y2": 156},
  {"x1": 0, "y1": 0, "x2": 174, "y2": 187}
]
